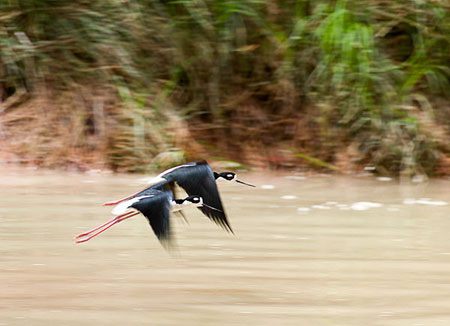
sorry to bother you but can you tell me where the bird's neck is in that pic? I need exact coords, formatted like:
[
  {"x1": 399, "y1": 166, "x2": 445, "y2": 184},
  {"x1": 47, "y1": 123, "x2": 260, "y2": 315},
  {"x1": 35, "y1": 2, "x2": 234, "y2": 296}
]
[{"x1": 171, "y1": 200, "x2": 194, "y2": 212}]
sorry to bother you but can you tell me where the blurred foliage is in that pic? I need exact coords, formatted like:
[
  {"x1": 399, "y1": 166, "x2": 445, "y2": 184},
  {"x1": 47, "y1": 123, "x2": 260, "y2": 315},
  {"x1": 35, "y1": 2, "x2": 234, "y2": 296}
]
[{"x1": 0, "y1": 0, "x2": 449, "y2": 175}]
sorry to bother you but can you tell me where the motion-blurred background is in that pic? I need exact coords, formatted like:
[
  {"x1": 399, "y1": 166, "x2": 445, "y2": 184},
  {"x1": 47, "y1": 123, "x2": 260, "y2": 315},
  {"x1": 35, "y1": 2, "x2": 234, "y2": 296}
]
[
  {"x1": 0, "y1": 0, "x2": 449, "y2": 176},
  {"x1": 2, "y1": 3, "x2": 450, "y2": 325}
]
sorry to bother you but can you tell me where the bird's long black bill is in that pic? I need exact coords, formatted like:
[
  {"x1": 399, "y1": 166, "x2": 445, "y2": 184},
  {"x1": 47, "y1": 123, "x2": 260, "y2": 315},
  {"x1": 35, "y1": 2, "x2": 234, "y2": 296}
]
[
  {"x1": 202, "y1": 203, "x2": 223, "y2": 212},
  {"x1": 236, "y1": 179, "x2": 255, "y2": 187}
]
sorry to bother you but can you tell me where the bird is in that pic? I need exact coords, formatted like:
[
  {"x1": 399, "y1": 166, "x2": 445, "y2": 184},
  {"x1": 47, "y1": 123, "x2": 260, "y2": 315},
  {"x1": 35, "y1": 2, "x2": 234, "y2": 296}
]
[
  {"x1": 102, "y1": 160, "x2": 255, "y2": 233},
  {"x1": 74, "y1": 186, "x2": 221, "y2": 247}
]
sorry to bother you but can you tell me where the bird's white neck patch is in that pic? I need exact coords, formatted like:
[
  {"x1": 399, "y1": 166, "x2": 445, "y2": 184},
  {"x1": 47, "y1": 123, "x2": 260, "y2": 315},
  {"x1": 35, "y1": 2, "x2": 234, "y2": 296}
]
[
  {"x1": 171, "y1": 200, "x2": 191, "y2": 212},
  {"x1": 170, "y1": 198, "x2": 203, "y2": 211}
]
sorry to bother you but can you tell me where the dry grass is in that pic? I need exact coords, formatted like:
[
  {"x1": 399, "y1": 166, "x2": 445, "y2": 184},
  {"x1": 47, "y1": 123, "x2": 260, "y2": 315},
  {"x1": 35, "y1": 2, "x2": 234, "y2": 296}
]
[{"x1": 0, "y1": 0, "x2": 449, "y2": 176}]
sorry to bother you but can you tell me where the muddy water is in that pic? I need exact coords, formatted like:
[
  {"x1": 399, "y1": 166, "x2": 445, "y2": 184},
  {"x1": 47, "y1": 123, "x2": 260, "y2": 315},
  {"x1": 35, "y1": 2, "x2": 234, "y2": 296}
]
[{"x1": 1, "y1": 168, "x2": 450, "y2": 326}]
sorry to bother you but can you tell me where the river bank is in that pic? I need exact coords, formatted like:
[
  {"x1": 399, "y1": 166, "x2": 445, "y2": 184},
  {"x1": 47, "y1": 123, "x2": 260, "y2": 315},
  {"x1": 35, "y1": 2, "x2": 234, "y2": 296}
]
[{"x1": 2, "y1": 167, "x2": 450, "y2": 325}]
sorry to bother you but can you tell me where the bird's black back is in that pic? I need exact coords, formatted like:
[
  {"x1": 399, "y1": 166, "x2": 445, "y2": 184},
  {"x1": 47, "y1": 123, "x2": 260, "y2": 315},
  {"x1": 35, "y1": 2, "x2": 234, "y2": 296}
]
[
  {"x1": 126, "y1": 179, "x2": 173, "y2": 201},
  {"x1": 123, "y1": 161, "x2": 232, "y2": 233},
  {"x1": 164, "y1": 161, "x2": 233, "y2": 233}
]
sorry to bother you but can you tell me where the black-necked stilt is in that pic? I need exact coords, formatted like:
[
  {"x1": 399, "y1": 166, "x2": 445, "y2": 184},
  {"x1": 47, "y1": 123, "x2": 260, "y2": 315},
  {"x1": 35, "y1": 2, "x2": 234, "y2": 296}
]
[
  {"x1": 74, "y1": 188, "x2": 220, "y2": 247},
  {"x1": 103, "y1": 161, "x2": 255, "y2": 233}
]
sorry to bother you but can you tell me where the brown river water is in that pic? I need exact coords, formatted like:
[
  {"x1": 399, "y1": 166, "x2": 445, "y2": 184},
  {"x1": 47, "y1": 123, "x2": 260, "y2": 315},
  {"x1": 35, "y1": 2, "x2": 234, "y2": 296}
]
[{"x1": 1, "y1": 167, "x2": 450, "y2": 326}]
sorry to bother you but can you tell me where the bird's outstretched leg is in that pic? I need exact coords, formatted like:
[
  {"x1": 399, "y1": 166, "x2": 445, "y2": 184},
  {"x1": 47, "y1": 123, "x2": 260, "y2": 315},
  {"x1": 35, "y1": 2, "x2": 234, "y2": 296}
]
[
  {"x1": 102, "y1": 185, "x2": 154, "y2": 206},
  {"x1": 74, "y1": 211, "x2": 139, "y2": 244}
]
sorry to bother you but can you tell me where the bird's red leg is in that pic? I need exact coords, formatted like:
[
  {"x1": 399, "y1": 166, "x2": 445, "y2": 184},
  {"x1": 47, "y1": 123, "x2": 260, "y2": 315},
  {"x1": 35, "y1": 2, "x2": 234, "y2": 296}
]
[
  {"x1": 74, "y1": 211, "x2": 135, "y2": 239},
  {"x1": 102, "y1": 185, "x2": 154, "y2": 206},
  {"x1": 103, "y1": 194, "x2": 137, "y2": 206},
  {"x1": 74, "y1": 211, "x2": 140, "y2": 244}
]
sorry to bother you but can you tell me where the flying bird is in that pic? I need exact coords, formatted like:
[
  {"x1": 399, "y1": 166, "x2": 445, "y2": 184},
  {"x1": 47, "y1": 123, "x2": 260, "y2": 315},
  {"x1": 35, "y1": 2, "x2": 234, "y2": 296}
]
[
  {"x1": 103, "y1": 161, "x2": 255, "y2": 233},
  {"x1": 74, "y1": 186, "x2": 219, "y2": 247}
]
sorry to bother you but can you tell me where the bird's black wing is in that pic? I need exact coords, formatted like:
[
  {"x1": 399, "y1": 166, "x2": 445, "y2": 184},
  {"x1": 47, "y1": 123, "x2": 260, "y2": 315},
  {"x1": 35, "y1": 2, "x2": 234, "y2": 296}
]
[
  {"x1": 130, "y1": 191, "x2": 172, "y2": 248},
  {"x1": 165, "y1": 161, "x2": 233, "y2": 233},
  {"x1": 120, "y1": 179, "x2": 174, "y2": 201},
  {"x1": 103, "y1": 178, "x2": 175, "y2": 207}
]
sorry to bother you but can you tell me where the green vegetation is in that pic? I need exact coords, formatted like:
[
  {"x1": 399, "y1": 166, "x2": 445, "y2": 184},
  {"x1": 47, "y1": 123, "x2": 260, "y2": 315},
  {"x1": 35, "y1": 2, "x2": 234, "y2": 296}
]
[{"x1": 1, "y1": 0, "x2": 449, "y2": 176}]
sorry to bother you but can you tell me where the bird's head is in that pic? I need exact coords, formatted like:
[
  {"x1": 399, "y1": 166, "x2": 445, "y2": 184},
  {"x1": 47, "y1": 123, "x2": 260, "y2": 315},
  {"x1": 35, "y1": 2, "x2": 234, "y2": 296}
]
[
  {"x1": 214, "y1": 171, "x2": 255, "y2": 187},
  {"x1": 184, "y1": 195, "x2": 203, "y2": 207},
  {"x1": 182, "y1": 195, "x2": 223, "y2": 212},
  {"x1": 216, "y1": 172, "x2": 237, "y2": 181}
]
